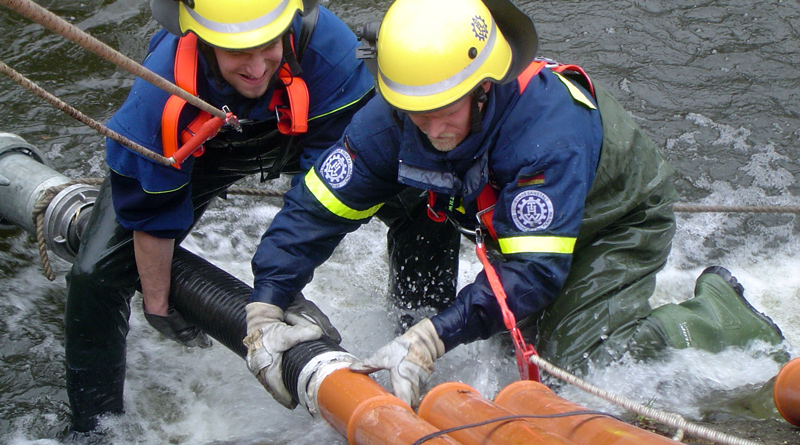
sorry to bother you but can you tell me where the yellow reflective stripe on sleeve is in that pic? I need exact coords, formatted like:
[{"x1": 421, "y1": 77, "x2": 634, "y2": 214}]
[
  {"x1": 304, "y1": 169, "x2": 383, "y2": 220},
  {"x1": 498, "y1": 235, "x2": 577, "y2": 255},
  {"x1": 309, "y1": 87, "x2": 374, "y2": 121},
  {"x1": 554, "y1": 73, "x2": 597, "y2": 110}
]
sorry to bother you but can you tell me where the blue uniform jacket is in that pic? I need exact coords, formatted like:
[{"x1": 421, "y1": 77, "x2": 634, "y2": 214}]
[
  {"x1": 251, "y1": 68, "x2": 603, "y2": 351},
  {"x1": 105, "y1": 7, "x2": 374, "y2": 237}
]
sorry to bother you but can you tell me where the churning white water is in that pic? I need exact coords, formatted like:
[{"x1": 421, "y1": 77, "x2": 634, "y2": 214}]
[
  {"x1": 10, "y1": 127, "x2": 800, "y2": 444},
  {"x1": 2, "y1": 0, "x2": 800, "y2": 443}
]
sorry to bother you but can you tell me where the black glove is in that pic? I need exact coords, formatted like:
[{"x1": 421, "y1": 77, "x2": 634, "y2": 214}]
[
  {"x1": 285, "y1": 293, "x2": 342, "y2": 344},
  {"x1": 143, "y1": 303, "x2": 213, "y2": 348}
]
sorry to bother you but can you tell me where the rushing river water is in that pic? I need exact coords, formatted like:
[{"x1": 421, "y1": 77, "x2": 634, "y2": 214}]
[{"x1": 1, "y1": 0, "x2": 800, "y2": 443}]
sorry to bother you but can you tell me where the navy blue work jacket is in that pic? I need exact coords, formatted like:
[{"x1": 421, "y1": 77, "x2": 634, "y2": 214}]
[
  {"x1": 251, "y1": 68, "x2": 603, "y2": 351},
  {"x1": 105, "y1": 7, "x2": 374, "y2": 237}
]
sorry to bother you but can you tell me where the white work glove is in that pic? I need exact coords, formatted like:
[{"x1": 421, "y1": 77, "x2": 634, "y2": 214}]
[
  {"x1": 242, "y1": 302, "x2": 323, "y2": 409},
  {"x1": 350, "y1": 318, "x2": 445, "y2": 408}
]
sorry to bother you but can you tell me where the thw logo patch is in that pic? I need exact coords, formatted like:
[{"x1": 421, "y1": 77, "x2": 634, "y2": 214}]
[
  {"x1": 511, "y1": 190, "x2": 554, "y2": 231},
  {"x1": 320, "y1": 148, "x2": 353, "y2": 189}
]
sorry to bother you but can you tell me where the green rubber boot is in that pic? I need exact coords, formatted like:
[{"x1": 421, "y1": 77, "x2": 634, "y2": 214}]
[{"x1": 644, "y1": 266, "x2": 787, "y2": 358}]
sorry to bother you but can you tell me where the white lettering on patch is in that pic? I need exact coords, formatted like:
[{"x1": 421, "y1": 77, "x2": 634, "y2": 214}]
[
  {"x1": 510, "y1": 189, "x2": 554, "y2": 231},
  {"x1": 320, "y1": 148, "x2": 353, "y2": 189}
]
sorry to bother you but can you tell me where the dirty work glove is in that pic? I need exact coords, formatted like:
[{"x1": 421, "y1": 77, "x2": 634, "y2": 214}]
[
  {"x1": 143, "y1": 304, "x2": 213, "y2": 348},
  {"x1": 242, "y1": 302, "x2": 323, "y2": 409},
  {"x1": 350, "y1": 318, "x2": 445, "y2": 408},
  {"x1": 285, "y1": 293, "x2": 342, "y2": 344}
]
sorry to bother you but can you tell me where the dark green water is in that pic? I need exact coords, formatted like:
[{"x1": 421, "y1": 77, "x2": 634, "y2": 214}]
[{"x1": 1, "y1": 0, "x2": 799, "y2": 443}]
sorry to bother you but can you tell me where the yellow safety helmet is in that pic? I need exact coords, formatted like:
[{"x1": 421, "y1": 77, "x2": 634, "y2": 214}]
[
  {"x1": 376, "y1": 0, "x2": 537, "y2": 113},
  {"x1": 151, "y1": 0, "x2": 304, "y2": 50}
]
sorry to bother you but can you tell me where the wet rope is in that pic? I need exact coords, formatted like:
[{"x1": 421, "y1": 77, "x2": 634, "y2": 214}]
[
  {"x1": 529, "y1": 355, "x2": 760, "y2": 445},
  {"x1": 30, "y1": 178, "x2": 284, "y2": 280},
  {"x1": 0, "y1": 60, "x2": 174, "y2": 167},
  {"x1": 0, "y1": 0, "x2": 226, "y2": 121},
  {"x1": 674, "y1": 204, "x2": 800, "y2": 214},
  {"x1": 28, "y1": 178, "x2": 798, "y2": 282},
  {"x1": 31, "y1": 178, "x2": 104, "y2": 281}
]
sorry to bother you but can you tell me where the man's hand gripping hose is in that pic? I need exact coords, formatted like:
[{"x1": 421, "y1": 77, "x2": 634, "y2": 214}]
[
  {"x1": 350, "y1": 318, "x2": 444, "y2": 409},
  {"x1": 243, "y1": 299, "x2": 332, "y2": 409}
]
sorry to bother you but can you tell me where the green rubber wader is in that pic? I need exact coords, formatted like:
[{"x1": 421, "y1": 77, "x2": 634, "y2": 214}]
[
  {"x1": 524, "y1": 86, "x2": 786, "y2": 383},
  {"x1": 522, "y1": 85, "x2": 678, "y2": 372}
]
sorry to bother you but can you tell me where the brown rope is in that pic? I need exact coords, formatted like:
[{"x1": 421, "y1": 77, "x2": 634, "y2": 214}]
[
  {"x1": 31, "y1": 178, "x2": 104, "y2": 281},
  {"x1": 0, "y1": 0, "x2": 226, "y2": 120},
  {"x1": 226, "y1": 188, "x2": 285, "y2": 198},
  {"x1": 0, "y1": 60, "x2": 175, "y2": 167},
  {"x1": 673, "y1": 204, "x2": 800, "y2": 214},
  {"x1": 26, "y1": 177, "x2": 799, "y2": 281}
]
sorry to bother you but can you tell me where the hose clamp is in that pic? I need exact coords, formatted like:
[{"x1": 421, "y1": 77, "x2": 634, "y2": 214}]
[{"x1": 295, "y1": 351, "x2": 358, "y2": 417}]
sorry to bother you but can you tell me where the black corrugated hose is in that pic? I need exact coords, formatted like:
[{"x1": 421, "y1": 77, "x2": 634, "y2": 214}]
[{"x1": 169, "y1": 247, "x2": 344, "y2": 403}]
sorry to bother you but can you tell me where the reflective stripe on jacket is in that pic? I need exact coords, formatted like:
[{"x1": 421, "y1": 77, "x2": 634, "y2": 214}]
[{"x1": 251, "y1": 64, "x2": 605, "y2": 344}]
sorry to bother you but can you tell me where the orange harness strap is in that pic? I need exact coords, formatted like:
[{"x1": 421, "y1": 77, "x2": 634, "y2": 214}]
[
  {"x1": 516, "y1": 60, "x2": 547, "y2": 94},
  {"x1": 161, "y1": 34, "x2": 311, "y2": 169},
  {"x1": 476, "y1": 184, "x2": 499, "y2": 241},
  {"x1": 161, "y1": 33, "x2": 210, "y2": 169},
  {"x1": 552, "y1": 63, "x2": 596, "y2": 98},
  {"x1": 269, "y1": 64, "x2": 309, "y2": 135}
]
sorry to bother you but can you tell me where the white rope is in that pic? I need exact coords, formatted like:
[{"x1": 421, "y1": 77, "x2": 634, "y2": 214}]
[{"x1": 529, "y1": 355, "x2": 762, "y2": 445}]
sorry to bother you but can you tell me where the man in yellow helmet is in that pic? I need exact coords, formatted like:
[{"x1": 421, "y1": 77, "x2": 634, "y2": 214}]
[
  {"x1": 62, "y1": 0, "x2": 408, "y2": 432},
  {"x1": 244, "y1": 0, "x2": 787, "y2": 409}
]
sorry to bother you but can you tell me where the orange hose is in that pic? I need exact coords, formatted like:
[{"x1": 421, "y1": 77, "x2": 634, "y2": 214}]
[
  {"x1": 418, "y1": 382, "x2": 577, "y2": 444},
  {"x1": 494, "y1": 380, "x2": 682, "y2": 444},
  {"x1": 774, "y1": 357, "x2": 800, "y2": 426},
  {"x1": 316, "y1": 368, "x2": 458, "y2": 444}
]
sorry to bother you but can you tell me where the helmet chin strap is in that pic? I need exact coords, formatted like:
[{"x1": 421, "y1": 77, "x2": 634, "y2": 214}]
[
  {"x1": 470, "y1": 86, "x2": 488, "y2": 134},
  {"x1": 174, "y1": 0, "x2": 195, "y2": 9}
]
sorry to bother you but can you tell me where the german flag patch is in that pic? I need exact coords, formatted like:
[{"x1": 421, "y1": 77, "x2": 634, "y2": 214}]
[
  {"x1": 343, "y1": 136, "x2": 357, "y2": 159},
  {"x1": 517, "y1": 172, "x2": 545, "y2": 187}
]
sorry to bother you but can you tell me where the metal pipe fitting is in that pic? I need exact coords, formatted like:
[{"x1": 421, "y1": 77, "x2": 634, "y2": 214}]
[{"x1": 0, "y1": 132, "x2": 60, "y2": 232}]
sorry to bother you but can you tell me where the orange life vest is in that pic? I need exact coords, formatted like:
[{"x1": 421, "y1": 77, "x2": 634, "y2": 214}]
[{"x1": 160, "y1": 33, "x2": 310, "y2": 169}]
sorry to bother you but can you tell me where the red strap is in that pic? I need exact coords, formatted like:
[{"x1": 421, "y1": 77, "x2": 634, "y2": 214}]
[
  {"x1": 171, "y1": 114, "x2": 226, "y2": 165},
  {"x1": 426, "y1": 191, "x2": 447, "y2": 223},
  {"x1": 475, "y1": 238, "x2": 540, "y2": 382},
  {"x1": 475, "y1": 183, "x2": 538, "y2": 381},
  {"x1": 517, "y1": 60, "x2": 547, "y2": 94},
  {"x1": 518, "y1": 60, "x2": 596, "y2": 100},
  {"x1": 552, "y1": 63, "x2": 596, "y2": 98},
  {"x1": 476, "y1": 184, "x2": 499, "y2": 241}
]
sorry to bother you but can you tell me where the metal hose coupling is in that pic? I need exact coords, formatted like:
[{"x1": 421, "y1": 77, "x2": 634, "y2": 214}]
[{"x1": 282, "y1": 336, "x2": 358, "y2": 417}]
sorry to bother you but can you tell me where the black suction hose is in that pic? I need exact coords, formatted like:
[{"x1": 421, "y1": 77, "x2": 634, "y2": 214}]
[
  {"x1": 168, "y1": 247, "x2": 346, "y2": 404},
  {"x1": 170, "y1": 247, "x2": 249, "y2": 357},
  {"x1": 283, "y1": 336, "x2": 346, "y2": 404}
]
